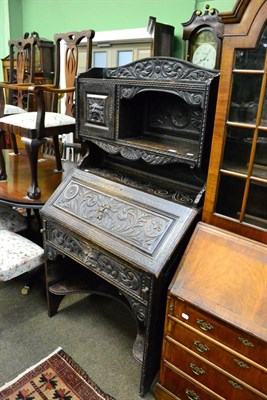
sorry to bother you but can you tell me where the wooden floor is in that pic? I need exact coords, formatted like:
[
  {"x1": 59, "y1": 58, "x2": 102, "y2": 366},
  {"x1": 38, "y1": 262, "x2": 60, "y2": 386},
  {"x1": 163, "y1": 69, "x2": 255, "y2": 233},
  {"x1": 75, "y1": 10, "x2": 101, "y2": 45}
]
[{"x1": 0, "y1": 149, "x2": 76, "y2": 209}]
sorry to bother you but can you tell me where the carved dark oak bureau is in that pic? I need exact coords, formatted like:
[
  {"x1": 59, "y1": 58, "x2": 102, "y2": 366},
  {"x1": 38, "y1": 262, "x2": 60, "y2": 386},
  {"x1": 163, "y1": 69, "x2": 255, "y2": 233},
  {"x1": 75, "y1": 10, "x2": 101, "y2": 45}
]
[
  {"x1": 155, "y1": 222, "x2": 267, "y2": 400},
  {"x1": 40, "y1": 58, "x2": 219, "y2": 396}
]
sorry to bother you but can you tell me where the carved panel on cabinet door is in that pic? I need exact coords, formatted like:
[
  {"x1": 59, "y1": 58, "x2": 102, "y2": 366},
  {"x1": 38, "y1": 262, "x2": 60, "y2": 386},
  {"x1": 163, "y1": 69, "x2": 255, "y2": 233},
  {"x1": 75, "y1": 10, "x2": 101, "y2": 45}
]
[{"x1": 87, "y1": 94, "x2": 106, "y2": 126}]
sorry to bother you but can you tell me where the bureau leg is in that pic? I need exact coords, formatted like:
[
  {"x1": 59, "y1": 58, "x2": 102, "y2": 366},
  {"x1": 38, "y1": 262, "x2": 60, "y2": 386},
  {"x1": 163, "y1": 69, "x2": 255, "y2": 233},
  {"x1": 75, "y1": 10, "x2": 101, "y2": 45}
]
[
  {"x1": 133, "y1": 325, "x2": 145, "y2": 364},
  {"x1": 47, "y1": 292, "x2": 65, "y2": 317}
]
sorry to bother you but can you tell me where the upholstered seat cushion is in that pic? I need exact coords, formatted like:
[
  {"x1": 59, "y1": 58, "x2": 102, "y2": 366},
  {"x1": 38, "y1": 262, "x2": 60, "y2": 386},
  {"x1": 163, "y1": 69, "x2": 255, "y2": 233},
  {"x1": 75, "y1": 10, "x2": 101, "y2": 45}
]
[
  {"x1": 4, "y1": 104, "x2": 27, "y2": 116},
  {"x1": 0, "y1": 111, "x2": 75, "y2": 129},
  {"x1": 0, "y1": 230, "x2": 44, "y2": 281},
  {"x1": 0, "y1": 204, "x2": 27, "y2": 232}
]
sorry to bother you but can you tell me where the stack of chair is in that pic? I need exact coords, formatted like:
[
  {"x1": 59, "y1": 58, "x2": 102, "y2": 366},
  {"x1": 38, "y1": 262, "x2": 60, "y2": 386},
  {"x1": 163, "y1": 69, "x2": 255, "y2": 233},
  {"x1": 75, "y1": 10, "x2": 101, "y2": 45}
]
[
  {"x1": 0, "y1": 29, "x2": 95, "y2": 199},
  {"x1": 0, "y1": 29, "x2": 95, "y2": 294}
]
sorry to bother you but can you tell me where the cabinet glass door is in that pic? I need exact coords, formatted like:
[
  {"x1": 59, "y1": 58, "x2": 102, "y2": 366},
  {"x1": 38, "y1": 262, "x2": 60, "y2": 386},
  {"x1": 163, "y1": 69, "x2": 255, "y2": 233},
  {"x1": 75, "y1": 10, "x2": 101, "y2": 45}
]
[{"x1": 215, "y1": 25, "x2": 267, "y2": 230}]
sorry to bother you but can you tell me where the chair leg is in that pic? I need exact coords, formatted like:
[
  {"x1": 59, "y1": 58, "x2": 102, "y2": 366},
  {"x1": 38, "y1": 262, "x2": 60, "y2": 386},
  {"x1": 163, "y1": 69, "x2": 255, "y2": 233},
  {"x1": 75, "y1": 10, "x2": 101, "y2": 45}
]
[
  {"x1": 21, "y1": 264, "x2": 44, "y2": 295},
  {"x1": 10, "y1": 133, "x2": 19, "y2": 154},
  {"x1": 0, "y1": 147, "x2": 7, "y2": 180},
  {"x1": 23, "y1": 137, "x2": 46, "y2": 199},
  {"x1": 0, "y1": 130, "x2": 7, "y2": 180},
  {"x1": 52, "y1": 136, "x2": 63, "y2": 172}
]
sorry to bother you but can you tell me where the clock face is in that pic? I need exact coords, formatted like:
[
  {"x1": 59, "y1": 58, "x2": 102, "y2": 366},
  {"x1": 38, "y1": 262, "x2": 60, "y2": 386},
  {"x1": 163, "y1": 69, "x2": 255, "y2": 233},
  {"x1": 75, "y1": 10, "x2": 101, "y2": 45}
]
[{"x1": 192, "y1": 43, "x2": 217, "y2": 69}]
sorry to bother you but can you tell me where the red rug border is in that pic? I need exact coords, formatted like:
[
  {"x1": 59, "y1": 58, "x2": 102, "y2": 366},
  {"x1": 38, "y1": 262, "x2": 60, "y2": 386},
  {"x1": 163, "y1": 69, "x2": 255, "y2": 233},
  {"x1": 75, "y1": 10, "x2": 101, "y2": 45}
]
[
  {"x1": 0, "y1": 348, "x2": 116, "y2": 400},
  {"x1": 56, "y1": 348, "x2": 116, "y2": 400}
]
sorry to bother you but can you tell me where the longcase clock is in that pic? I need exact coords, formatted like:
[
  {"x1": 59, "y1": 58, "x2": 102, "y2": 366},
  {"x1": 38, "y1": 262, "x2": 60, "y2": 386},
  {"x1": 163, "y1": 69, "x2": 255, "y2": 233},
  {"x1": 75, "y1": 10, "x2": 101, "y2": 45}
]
[{"x1": 182, "y1": 4, "x2": 224, "y2": 69}]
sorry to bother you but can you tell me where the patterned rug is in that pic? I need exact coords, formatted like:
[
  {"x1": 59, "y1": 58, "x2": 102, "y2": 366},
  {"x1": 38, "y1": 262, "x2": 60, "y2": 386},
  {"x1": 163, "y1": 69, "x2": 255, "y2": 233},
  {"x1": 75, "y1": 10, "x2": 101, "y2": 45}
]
[{"x1": 0, "y1": 347, "x2": 115, "y2": 400}]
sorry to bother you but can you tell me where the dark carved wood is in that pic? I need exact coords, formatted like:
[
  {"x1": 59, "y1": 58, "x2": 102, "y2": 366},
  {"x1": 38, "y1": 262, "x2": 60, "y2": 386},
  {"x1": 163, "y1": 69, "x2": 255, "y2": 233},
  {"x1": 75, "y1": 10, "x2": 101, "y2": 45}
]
[
  {"x1": 41, "y1": 57, "x2": 219, "y2": 396},
  {"x1": 41, "y1": 169, "x2": 199, "y2": 396}
]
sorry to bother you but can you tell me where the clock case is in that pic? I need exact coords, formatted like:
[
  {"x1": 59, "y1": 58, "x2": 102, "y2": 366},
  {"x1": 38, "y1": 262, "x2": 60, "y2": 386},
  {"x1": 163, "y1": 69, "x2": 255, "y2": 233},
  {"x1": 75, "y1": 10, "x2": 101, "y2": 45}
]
[{"x1": 182, "y1": 5, "x2": 224, "y2": 70}]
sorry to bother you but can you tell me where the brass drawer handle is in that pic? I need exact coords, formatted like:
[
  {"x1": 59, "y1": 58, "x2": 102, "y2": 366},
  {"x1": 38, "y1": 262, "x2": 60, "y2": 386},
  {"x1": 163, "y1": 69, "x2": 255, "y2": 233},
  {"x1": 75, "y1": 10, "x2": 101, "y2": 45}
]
[
  {"x1": 190, "y1": 363, "x2": 205, "y2": 375},
  {"x1": 228, "y1": 380, "x2": 243, "y2": 390},
  {"x1": 238, "y1": 337, "x2": 255, "y2": 347},
  {"x1": 197, "y1": 319, "x2": 214, "y2": 332},
  {"x1": 193, "y1": 340, "x2": 209, "y2": 353},
  {"x1": 185, "y1": 388, "x2": 200, "y2": 400},
  {"x1": 234, "y1": 358, "x2": 250, "y2": 369},
  {"x1": 169, "y1": 304, "x2": 174, "y2": 312}
]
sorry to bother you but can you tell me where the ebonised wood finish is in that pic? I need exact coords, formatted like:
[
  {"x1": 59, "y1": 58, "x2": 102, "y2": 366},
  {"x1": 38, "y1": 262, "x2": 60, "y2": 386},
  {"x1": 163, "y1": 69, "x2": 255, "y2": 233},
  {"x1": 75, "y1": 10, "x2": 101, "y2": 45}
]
[{"x1": 41, "y1": 57, "x2": 219, "y2": 396}]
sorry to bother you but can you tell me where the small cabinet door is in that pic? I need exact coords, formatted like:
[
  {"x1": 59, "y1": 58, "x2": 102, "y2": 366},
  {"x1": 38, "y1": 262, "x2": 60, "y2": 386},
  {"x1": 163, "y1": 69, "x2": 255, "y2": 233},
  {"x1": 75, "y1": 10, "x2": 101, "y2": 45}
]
[{"x1": 77, "y1": 80, "x2": 116, "y2": 140}]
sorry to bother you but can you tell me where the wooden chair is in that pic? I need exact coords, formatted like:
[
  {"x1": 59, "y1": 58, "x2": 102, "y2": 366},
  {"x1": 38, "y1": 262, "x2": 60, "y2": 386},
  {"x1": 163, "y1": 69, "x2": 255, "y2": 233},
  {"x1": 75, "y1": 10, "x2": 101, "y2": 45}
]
[
  {"x1": 0, "y1": 35, "x2": 40, "y2": 227},
  {"x1": 0, "y1": 30, "x2": 95, "y2": 199},
  {"x1": 1, "y1": 33, "x2": 37, "y2": 116},
  {"x1": 0, "y1": 34, "x2": 39, "y2": 179}
]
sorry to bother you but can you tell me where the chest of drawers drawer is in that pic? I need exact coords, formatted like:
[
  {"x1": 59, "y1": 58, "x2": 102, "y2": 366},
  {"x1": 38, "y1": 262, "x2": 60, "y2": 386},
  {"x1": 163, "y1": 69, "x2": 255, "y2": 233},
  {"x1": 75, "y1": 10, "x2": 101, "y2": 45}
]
[
  {"x1": 163, "y1": 337, "x2": 266, "y2": 399},
  {"x1": 165, "y1": 317, "x2": 266, "y2": 394},
  {"x1": 156, "y1": 361, "x2": 219, "y2": 400},
  {"x1": 168, "y1": 298, "x2": 266, "y2": 367}
]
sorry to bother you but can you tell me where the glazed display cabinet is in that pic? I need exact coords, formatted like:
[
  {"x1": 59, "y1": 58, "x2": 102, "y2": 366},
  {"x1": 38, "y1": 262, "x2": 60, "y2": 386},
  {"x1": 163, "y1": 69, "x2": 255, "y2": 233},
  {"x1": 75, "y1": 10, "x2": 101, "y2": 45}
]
[{"x1": 202, "y1": 0, "x2": 267, "y2": 243}]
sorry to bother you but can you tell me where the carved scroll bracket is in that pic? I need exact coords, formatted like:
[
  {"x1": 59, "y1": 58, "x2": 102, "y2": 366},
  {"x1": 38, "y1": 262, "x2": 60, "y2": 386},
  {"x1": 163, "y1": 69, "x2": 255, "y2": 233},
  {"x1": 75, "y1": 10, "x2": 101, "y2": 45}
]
[{"x1": 91, "y1": 139, "x2": 196, "y2": 168}]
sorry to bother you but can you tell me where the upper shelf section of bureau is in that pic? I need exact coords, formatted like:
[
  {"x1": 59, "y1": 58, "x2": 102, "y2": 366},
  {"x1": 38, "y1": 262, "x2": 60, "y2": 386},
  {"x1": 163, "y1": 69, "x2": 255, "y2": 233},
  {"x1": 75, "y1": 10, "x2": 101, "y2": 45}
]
[{"x1": 76, "y1": 57, "x2": 219, "y2": 173}]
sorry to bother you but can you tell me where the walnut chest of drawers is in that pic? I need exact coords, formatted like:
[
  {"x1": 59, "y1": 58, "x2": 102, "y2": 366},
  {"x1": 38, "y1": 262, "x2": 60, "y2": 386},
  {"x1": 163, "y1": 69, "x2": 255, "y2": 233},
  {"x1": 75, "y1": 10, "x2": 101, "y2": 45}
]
[{"x1": 155, "y1": 222, "x2": 267, "y2": 400}]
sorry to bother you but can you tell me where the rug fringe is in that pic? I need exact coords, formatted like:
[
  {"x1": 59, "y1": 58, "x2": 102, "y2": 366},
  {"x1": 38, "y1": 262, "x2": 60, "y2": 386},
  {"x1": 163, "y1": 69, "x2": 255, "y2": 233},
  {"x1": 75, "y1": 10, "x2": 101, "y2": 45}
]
[{"x1": 0, "y1": 347, "x2": 62, "y2": 391}]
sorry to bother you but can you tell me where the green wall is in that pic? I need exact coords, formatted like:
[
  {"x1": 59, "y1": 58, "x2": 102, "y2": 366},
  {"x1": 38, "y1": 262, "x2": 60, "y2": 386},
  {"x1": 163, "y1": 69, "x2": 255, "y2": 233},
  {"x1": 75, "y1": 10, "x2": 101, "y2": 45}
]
[
  {"x1": 20, "y1": 0, "x2": 195, "y2": 57},
  {"x1": 1, "y1": 0, "x2": 236, "y2": 80},
  {"x1": 14, "y1": 0, "x2": 236, "y2": 55},
  {"x1": 196, "y1": 0, "x2": 236, "y2": 13},
  {"x1": 8, "y1": 0, "x2": 23, "y2": 40}
]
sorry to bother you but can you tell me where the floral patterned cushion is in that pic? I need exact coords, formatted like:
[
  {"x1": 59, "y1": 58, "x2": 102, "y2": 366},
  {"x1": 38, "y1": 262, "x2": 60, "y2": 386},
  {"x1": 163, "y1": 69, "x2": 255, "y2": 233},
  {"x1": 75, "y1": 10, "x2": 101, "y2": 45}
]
[
  {"x1": 0, "y1": 204, "x2": 27, "y2": 232},
  {"x1": 4, "y1": 104, "x2": 27, "y2": 115},
  {"x1": 0, "y1": 111, "x2": 75, "y2": 129},
  {"x1": 0, "y1": 230, "x2": 44, "y2": 281}
]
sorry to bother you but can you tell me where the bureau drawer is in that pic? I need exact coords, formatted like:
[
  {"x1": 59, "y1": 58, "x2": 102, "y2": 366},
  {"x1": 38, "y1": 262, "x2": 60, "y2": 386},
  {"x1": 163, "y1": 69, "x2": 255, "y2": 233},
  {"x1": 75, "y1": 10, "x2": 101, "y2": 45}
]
[
  {"x1": 158, "y1": 361, "x2": 220, "y2": 400},
  {"x1": 168, "y1": 298, "x2": 266, "y2": 367},
  {"x1": 165, "y1": 317, "x2": 266, "y2": 394},
  {"x1": 45, "y1": 221, "x2": 153, "y2": 304},
  {"x1": 164, "y1": 339, "x2": 266, "y2": 399}
]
